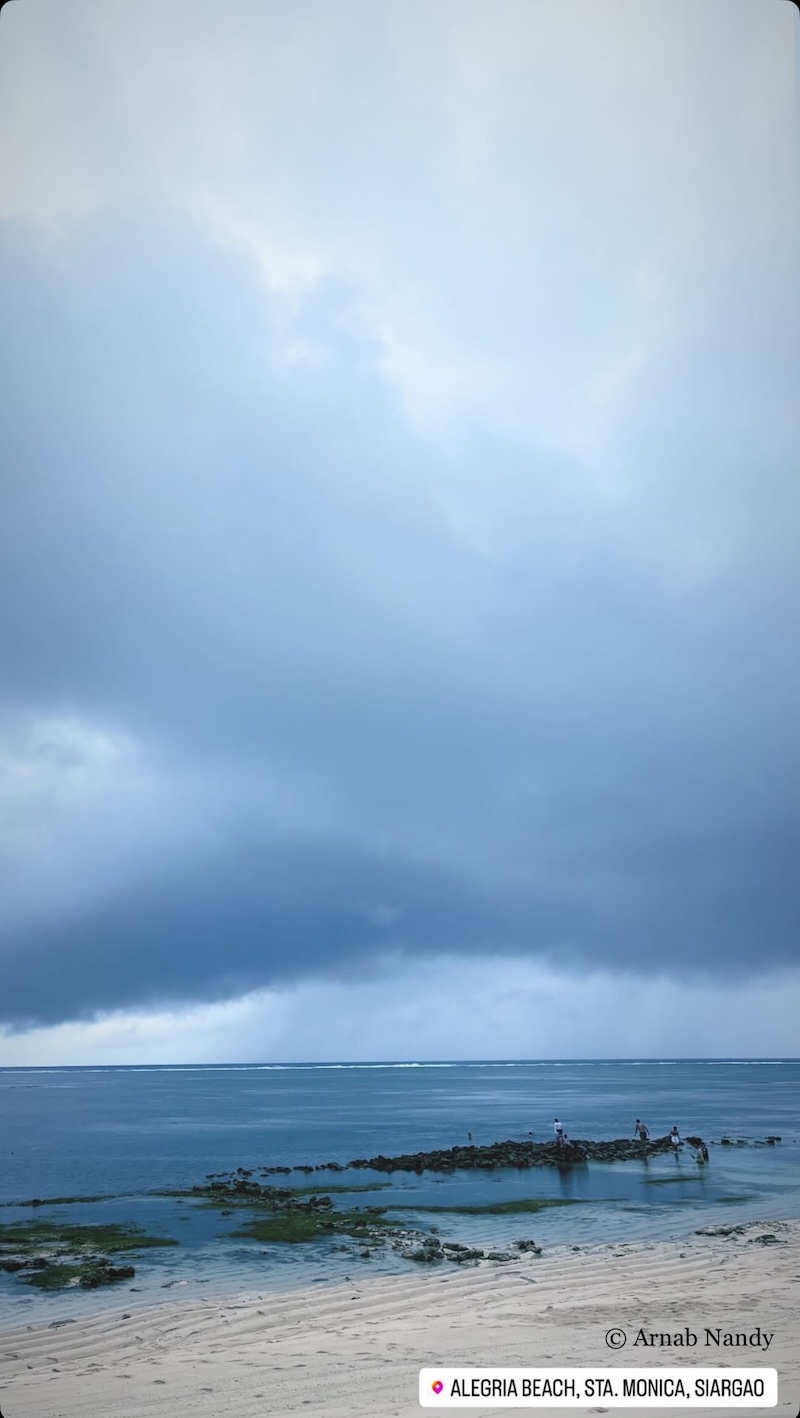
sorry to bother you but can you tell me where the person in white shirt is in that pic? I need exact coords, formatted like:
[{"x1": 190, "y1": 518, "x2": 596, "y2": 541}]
[
  {"x1": 554, "y1": 1118, "x2": 565, "y2": 1146},
  {"x1": 670, "y1": 1126, "x2": 681, "y2": 1152}
]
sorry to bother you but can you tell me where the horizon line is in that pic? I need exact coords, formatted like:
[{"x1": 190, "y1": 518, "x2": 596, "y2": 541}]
[{"x1": 1, "y1": 1056, "x2": 797, "y2": 1070}]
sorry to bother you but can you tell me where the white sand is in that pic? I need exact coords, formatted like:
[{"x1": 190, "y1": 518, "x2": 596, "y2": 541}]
[{"x1": 1, "y1": 1219, "x2": 797, "y2": 1418}]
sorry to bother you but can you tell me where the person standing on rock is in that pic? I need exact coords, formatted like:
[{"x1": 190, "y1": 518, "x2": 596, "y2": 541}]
[
  {"x1": 670, "y1": 1126, "x2": 682, "y2": 1153},
  {"x1": 554, "y1": 1118, "x2": 565, "y2": 1147},
  {"x1": 634, "y1": 1119, "x2": 650, "y2": 1143}
]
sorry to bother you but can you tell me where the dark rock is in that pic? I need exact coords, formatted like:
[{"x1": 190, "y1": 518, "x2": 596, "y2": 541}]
[
  {"x1": 695, "y1": 1224, "x2": 747, "y2": 1238},
  {"x1": 306, "y1": 1195, "x2": 334, "y2": 1211},
  {"x1": 79, "y1": 1263, "x2": 136, "y2": 1289},
  {"x1": 405, "y1": 1247, "x2": 441, "y2": 1263},
  {"x1": 344, "y1": 1135, "x2": 677, "y2": 1174}
]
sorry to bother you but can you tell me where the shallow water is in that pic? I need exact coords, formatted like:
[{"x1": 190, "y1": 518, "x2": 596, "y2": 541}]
[{"x1": 2, "y1": 1059, "x2": 797, "y2": 1323}]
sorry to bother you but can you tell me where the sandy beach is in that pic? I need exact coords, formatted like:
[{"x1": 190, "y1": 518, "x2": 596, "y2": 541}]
[{"x1": 1, "y1": 1218, "x2": 796, "y2": 1418}]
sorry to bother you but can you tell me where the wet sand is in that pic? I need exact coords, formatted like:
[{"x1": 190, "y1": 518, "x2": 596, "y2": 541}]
[{"x1": 1, "y1": 1218, "x2": 797, "y2": 1418}]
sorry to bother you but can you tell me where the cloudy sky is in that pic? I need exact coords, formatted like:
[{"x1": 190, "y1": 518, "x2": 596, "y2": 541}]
[{"x1": 0, "y1": 0, "x2": 798, "y2": 1064}]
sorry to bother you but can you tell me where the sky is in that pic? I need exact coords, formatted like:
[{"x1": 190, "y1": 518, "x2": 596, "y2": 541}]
[{"x1": 0, "y1": 0, "x2": 798, "y2": 1063}]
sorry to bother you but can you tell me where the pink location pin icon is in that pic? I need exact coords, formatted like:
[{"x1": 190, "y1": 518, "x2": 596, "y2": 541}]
[{"x1": 432, "y1": 1380, "x2": 444, "y2": 1394}]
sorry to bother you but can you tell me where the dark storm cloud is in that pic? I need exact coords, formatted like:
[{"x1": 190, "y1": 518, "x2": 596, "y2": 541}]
[{"x1": 3, "y1": 811, "x2": 800, "y2": 1030}]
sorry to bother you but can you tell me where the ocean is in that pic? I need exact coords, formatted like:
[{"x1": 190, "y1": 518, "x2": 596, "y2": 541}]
[{"x1": 2, "y1": 1059, "x2": 797, "y2": 1322}]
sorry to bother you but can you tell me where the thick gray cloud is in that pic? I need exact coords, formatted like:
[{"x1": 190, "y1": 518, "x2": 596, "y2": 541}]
[
  {"x1": 4, "y1": 814, "x2": 800, "y2": 1030},
  {"x1": 0, "y1": 0, "x2": 798, "y2": 1035}
]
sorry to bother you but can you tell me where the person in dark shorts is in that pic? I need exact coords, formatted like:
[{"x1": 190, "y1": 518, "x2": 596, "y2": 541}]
[
  {"x1": 554, "y1": 1118, "x2": 565, "y2": 1147},
  {"x1": 634, "y1": 1119, "x2": 650, "y2": 1143}
]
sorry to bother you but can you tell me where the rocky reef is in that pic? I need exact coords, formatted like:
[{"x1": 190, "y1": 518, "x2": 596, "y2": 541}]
[
  {"x1": 344, "y1": 1135, "x2": 680, "y2": 1173},
  {"x1": 0, "y1": 1221, "x2": 178, "y2": 1290},
  {"x1": 181, "y1": 1173, "x2": 558, "y2": 1266},
  {"x1": 233, "y1": 1133, "x2": 780, "y2": 1178}
]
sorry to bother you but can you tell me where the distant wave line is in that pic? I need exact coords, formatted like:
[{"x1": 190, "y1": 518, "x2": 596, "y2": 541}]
[{"x1": 0, "y1": 1058, "x2": 794, "y2": 1077}]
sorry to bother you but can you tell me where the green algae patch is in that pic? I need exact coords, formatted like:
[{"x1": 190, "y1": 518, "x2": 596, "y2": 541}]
[
  {"x1": 642, "y1": 1175, "x2": 706, "y2": 1185},
  {"x1": 22, "y1": 1262, "x2": 90, "y2": 1291},
  {"x1": 0, "y1": 1220, "x2": 178, "y2": 1293},
  {"x1": 0, "y1": 1221, "x2": 178, "y2": 1254},
  {"x1": 22, "y1": 1260, "x2": 138, "y2": 1291},
  {"x1": 288, "y1": 1182, "x2": 391, "y2": 1197},
  {"x1": 232, "y1": 1205, "x2": 400, "y2": 1246},
  {"x1": 1, "y1": 1195, "x2": 114, "y2": 1209},
  {"x1": 392, "y1": 1198, "x2": 585, "y2": 1217}
]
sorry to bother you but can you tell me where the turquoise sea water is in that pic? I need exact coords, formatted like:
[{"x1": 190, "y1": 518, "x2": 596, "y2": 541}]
[{"x1": 1, "y1": 1060, "x2": 797, "y2": 1322}]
